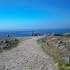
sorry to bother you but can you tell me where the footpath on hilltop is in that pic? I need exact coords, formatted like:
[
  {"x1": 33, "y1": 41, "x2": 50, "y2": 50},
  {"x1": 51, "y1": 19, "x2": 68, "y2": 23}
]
[{"x1": 0, "y1": 36, "x2": 57, "y2": 70}]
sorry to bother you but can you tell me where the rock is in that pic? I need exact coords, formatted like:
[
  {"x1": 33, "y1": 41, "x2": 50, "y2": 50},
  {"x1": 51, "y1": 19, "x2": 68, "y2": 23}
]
[
  {"x1": 58, "y1": 40, "x2": 63, "y2": 43},
  {"x1": 54, "y1": 44, "x2": 65, "y2": 49},
  {"x1": 58, "y1": 45, "x2": 65, "y2": 49},
  {"x1": 54, "y1": 44, "x2": 61, "y2": 48},
  {"x1": 51, "y1": 38, "x2": 57, "y2": 41}
]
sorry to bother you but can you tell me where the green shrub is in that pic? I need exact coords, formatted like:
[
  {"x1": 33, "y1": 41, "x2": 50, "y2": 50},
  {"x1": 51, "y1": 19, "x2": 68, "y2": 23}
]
[{"x1": 57, "y1": 63, "x2": 70, "y2": 70}]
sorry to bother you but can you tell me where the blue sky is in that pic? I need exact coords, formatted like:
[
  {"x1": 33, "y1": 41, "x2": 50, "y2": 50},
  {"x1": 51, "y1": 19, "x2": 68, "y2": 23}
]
[{"x1": 0, "y1": 0, "x2": 70, "y2": 30}]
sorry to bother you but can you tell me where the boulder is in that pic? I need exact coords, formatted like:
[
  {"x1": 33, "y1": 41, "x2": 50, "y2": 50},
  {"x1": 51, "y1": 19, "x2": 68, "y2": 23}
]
[
  {"x1": 54, "y1": 44, "x2": 65, "y2": 49},
  {"x1": 54, "y1": 44, "x2": 61, "y2": 48},
  {"x1": 58, "y1": 40, "x2": 63, "y2": 43},
  {"x1": 58, "y1": 45, "x2": 65, "y2": 49}
]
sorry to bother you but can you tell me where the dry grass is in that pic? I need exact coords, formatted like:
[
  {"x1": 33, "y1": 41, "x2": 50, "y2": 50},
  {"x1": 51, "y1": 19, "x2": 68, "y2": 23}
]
[{"x1": 38, "y1": 36, "x2": 70, "y2": 70}]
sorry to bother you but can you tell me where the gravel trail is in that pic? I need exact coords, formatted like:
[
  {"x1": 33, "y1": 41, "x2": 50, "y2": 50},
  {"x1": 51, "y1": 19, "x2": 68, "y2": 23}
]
[{"x1": 0, "y1": 36, "x2": 57, "y2": 70}]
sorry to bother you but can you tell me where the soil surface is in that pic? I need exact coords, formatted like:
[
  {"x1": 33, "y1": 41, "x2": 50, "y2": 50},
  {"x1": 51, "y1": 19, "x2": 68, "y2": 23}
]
[{"x1": 0, "y1": 36, "x2": 57, "y2": 70}]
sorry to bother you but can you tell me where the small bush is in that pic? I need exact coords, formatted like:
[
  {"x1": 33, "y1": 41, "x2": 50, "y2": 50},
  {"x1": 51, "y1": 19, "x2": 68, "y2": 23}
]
[{"x1": 57, "y1": 63, "x2": 70, "y2": 70}]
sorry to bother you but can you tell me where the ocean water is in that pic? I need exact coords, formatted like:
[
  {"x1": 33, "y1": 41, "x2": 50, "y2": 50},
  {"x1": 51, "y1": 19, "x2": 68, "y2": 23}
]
[{"x1": 0, "y1": 29, "x2": 70, "y2": 37}]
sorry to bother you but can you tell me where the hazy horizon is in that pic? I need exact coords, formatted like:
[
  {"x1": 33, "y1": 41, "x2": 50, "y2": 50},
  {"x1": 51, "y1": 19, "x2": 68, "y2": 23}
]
[{"x1": 0, "y1": 29, "x2": 70, "y2": 32}]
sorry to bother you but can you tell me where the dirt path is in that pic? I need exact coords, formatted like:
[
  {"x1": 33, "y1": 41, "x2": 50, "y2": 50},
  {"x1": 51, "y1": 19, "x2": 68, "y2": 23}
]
[{"x1": 0, "y1": 36, "x2": 57, "y2": 70}]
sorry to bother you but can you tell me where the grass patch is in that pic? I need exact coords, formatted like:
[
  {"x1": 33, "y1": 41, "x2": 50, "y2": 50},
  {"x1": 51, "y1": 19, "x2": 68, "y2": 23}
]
[
  {"x1": 57, "y1": 63, "x2": 70, "y2": 70},
  {"x1": 38, "y1": 37, "x2": 70, "y2": 70},
  {"x1": 38, "y1": 41, "x2": 65, "y2": 64}
]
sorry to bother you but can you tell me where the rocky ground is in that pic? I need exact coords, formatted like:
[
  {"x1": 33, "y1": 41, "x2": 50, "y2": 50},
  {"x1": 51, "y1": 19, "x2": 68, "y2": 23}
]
[
  {"x1": 0, "y1": 38, "x2": 19, "y2": 49},
  {"x1": 41, "y1": 35, "x2": 70, "y2": 50},
  {"x1": 0, "y1": 36, "x2": 57, "y2": 70},
  {"x1": 39, "y1": 35, "x2": 70, "y2": 64}
]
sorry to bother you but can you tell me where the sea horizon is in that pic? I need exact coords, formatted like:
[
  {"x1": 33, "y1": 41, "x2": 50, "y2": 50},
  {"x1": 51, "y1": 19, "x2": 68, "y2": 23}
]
[{"x1": 0, "y1": 29, "x2": 70, "y2": 37}]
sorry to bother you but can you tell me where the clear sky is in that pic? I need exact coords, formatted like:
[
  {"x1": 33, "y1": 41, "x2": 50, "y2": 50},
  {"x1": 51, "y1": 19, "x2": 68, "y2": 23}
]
[{"x1": 0, "y1": 0, "x2": 70, "y2": 30}]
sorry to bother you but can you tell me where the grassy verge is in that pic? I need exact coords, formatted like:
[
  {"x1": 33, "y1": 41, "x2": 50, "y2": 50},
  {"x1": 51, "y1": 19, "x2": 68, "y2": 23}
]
[{"x1": 37, "y1": 38, "x2": 70, "y2": 70}]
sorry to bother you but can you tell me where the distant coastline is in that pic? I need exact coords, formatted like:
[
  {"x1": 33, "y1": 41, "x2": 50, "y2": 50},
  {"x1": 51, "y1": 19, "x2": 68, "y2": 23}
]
[{"x1": 0, "y1": 29, "x2": 70, "y2": 37}]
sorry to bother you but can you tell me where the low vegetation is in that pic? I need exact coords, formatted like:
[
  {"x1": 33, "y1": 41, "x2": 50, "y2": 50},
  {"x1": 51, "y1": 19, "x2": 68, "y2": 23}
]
[
  {"x1": 38, "y1": 34, "x2": 70, "y2": 70},
  {"x1": 0, "y1": 37, "x2": 19, "y2": 52}
]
